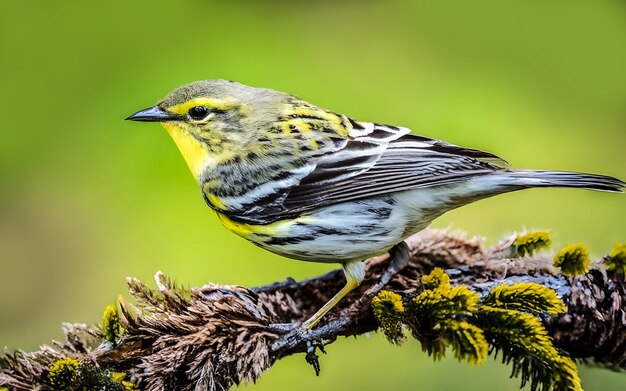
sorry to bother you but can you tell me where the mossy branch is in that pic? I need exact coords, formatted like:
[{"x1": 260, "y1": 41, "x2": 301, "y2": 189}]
[{"x1": 1, "y1": 228, "x2": 624, "y2": 391}]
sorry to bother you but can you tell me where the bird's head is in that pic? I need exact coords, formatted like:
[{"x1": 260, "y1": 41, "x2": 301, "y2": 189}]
[{"x1": 126, "y1": 79, "x2": 292, "y2": 179}]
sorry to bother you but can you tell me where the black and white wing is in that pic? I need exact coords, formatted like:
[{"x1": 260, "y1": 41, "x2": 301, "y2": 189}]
[
  {"x1": 223, "y1": 121, "x2": 507, "y2": 224},
  {"x1": 274, "y1": 121, "x2": 505, "y2": 213}
]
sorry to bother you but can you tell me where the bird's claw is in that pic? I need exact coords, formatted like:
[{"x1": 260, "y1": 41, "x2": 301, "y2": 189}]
[
  {"x1": 305, "y1": 339, "x2": 326, "y2": 376},
  {"x1": 269, "y1": 323, "x2": 326, "y2": 375}
]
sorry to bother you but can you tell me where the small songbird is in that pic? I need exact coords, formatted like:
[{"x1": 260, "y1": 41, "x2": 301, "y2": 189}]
[{"x1": 127, "y1": 80, "x2": 624, "y2": 329}]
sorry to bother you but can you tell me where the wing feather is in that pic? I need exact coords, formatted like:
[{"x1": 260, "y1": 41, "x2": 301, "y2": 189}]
[
  {"x1": 279, "y1": 122, "x2": 504, "y2": 212},
  {"x1": 229, "y1": 121, "x2": 506, "y2": 223}
]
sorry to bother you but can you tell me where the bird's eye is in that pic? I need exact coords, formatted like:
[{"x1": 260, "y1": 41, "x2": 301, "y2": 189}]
[{"x1": 188, "y1": 106, "x2": 209, "y2": 120}]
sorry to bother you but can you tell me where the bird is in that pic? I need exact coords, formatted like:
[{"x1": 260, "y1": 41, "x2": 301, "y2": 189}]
[{"x1": 126, "y1": 79, "x2": 624, "y2": 330}]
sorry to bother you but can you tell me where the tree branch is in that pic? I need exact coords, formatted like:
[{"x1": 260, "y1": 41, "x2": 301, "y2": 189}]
[{"x1": 1, "y1": 229, "x2": 624, "y2": 391}]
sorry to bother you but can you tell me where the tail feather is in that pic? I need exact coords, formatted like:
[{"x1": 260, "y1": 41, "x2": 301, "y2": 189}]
[{"x1": 508, "y1": 170, "x2": 625, "y2": 193}]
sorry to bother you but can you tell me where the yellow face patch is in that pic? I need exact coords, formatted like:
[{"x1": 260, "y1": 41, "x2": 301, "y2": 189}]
[
  {"x1": 161, "y1": 123, "x2": 210, "y2": 179},
  {"x1": 166, "y1": 97, "x2": 241, "y2": 116}
]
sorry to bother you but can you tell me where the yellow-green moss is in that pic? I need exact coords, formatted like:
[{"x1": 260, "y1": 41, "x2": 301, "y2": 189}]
[
  {"x1": 421, "y1": 267, "x2": 450, "y2": 291},
  {"x1": 102, "y1": 303, "x2": 123, "y2": 344},
  {"x1": 413, "y1": 285, "x2": 479, "y2": 317},
  {"x1": 512, "y1": 231, "x2": 552, "y2": 257},
  {"x1": 410, "y1": 268, "x2": 485, "y2": 364},
  {"x1": 604, "y1": 242, "x2": 626, "y2": 274},
  {"x1": 48, "y1": 358, "x2": 80, "y2": 389},
  {"x1": 110, "y1": 372, "x2": 140, "y2": 391},
  {"x1": 372, "y1": 290, "x2": 405, "y2": 345},
  {"x1": 554, "y1": 243, "x2": 590, "y2": 276},
  {"x1": 484, "y1": 282, "x2": 566, "y2": 316},
  {"x1": 376, "y1": 268, "x2": 580, "y2": 390},
  {"x1": 478, "y1": 306, "x2": 581, "y2": 391},
  {"x1": 439, "y1": 320, "x2": 488, "y2": 366},
  {"x1": 414, "y1": 268, "x2": 479, "y2": 318}
]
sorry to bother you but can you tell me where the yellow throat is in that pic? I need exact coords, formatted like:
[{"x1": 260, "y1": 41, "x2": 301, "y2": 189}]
[{"x1": 161, "y1": 123, "x2": 209, "y2": 179}]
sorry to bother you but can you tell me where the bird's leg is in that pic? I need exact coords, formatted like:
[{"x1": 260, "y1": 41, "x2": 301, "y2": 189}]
[
  {"x1": 269, "y1": 261, "x2": 364, "y2": 358},
  {"x1": 279, "y1": 243, "x2": 409, "y2": 332},
  {"x1": 367, "y1": 241, "x2": 411, "y2": 295},
  {"x1": 271, "y1": 247, "x2": 409, "y2": 374},
  {"x1": 301, "y1": 260, "x2": 365, "y2": 330}
]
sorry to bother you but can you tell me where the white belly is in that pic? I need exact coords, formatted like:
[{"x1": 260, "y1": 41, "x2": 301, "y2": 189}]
[
  {"x1": 247, "y1": 191, "x2": 445, "y2": 263},
  {"x1": 243, "y1": 176, "x2": 506, "y2": 264}
]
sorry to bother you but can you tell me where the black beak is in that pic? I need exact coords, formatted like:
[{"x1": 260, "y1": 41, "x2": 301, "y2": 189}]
[{"x1": 125, "y1": 106, "x2": 181, "y2": 122}]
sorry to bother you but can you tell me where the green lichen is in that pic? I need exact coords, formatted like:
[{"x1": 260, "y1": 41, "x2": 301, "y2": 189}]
[
  {"x1": 71, "y1": 365, "x2": 134, "y2": 390},
  {"x1": 604, "y1": 242, "x2": 626, "y2": 274},
  {"x1": 414, "y1": 269, "x2": 479, "y2": 316},
  {"x1": 554, "y1": 243, "x2": 590, "y2": 276},
  {"x1": 477, "y1": 306, "x2": 581, "y2": 391},
  {"x1": 102, "y1": 303, "x2": 123, "y2": 344},
  {"x1": 409, "y1": 268, "x2": 483, "y2": 363},
  {"x1": 371, "y1": 290, "x2": 405, "y2": 345},
  {"x1": 512, "y1": 231, "x2": 552, "y2": 257},
  {"x1": 110, "y1": 372, "x2": 140, "y2": 391},
  {"x1": 412, "y1": 285, "x2": 479, "y2": 318},
  {"x1": 373, "y1": 268, "x2": 581, "y2": 391},
  {"x1": 48, "y1": 358, "x2": 139, "y2": 391},
  {"x1": 421, "y1": 267, "x2": 450, "y2": 290},
  {"x1": 48, "y1": 358, "x2": 79, "y2": 389},
  {"x1": 438, "y1": 320, "x2": 488, "y2": 366},
  {"x1": 483, "y1": 282, "x2": 566, "y2": 316}
]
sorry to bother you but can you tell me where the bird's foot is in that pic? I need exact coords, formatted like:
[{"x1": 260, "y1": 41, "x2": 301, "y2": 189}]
[
  {"x1": 305, "y1": 339, "x2": 327, "y2": 376},
  {"x1": 269, "y1": 322, "x2": 310, "y2": 350},
  {"x1": 269, "y1": 323, "x2": 327, "y2": 375}
]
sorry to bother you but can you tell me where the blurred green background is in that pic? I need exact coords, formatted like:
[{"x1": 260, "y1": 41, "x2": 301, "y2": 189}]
[{"x1": 1, "y1": 0, "x2": 624, "y2": 389}]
